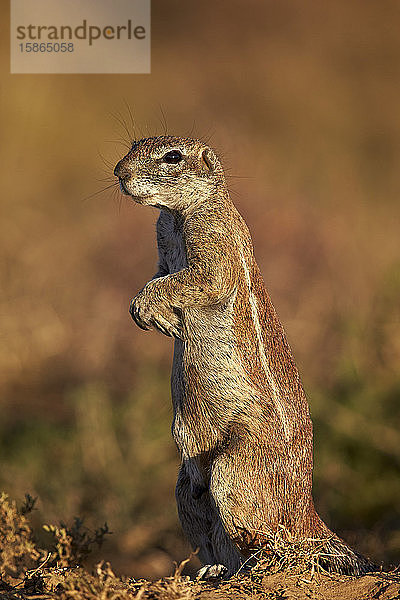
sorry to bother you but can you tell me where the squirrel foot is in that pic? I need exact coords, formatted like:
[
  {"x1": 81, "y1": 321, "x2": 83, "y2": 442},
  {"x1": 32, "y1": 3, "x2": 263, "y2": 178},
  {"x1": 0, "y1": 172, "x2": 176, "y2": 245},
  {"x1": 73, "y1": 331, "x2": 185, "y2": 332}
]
[{"x1": 197, "y1": 564, "x2": 228, "y2": 580}]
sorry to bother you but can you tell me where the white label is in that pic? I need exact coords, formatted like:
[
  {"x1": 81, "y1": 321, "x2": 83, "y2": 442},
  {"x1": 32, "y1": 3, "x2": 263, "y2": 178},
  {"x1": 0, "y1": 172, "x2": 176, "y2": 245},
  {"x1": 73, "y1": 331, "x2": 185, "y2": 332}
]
[{"x1": 11, "y1": 0, "x2": 151, "y2": 74}]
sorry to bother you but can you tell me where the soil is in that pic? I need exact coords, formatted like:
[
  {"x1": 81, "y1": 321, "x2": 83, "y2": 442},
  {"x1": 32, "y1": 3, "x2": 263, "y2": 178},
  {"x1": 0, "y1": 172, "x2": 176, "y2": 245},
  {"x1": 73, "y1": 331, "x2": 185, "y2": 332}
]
[
  {"x1": 2, "y1": 493, "x2": 399, "y2": 600},
  {"x1": 3, "y1": 564, "x2": 400, "y2": 600},
  {"x1": 194, "y1": 571, "x2": 400, "y2": 600}
]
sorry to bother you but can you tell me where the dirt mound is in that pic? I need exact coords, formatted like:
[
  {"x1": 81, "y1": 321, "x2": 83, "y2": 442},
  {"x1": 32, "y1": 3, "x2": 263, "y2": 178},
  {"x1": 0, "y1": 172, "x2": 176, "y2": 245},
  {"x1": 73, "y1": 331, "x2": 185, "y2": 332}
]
[
  {"x1": 1, "y1": 493, "x2": 399, "y2": 600},
  {"x1": 2, "y1": 562, "x2": 400, "y2": 600}
]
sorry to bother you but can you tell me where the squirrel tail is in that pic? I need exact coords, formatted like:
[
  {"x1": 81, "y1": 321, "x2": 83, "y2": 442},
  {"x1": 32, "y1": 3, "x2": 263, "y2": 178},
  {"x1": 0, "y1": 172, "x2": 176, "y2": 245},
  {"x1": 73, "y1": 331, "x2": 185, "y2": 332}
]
[
  {"x1": 310, "y1": 512, "x2": 376, "y2": 575},
  {"x1": 318, "y1": 533, "x2": 376, "y2": 575}
]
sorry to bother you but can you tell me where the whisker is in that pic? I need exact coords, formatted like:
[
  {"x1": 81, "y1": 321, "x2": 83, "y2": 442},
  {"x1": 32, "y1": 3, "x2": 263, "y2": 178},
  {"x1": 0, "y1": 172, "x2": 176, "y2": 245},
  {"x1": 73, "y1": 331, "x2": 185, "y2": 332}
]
[
  {"x1": 109, "y1": 110, "x2": 132, "y2": 145},
  {"x1": 123, "y1": 98, "x2": 137, "y2": 141},
  {"x1": 228, "y1": 188, "x2": 242, "y2": 199},
  {"x1": 96, "y1": 167, "x2": 117, "y2": 180},
  {"x1": 117, "y1": 108, "x2": 134, "y2": 142},
  {"x1": 158, "y1": 104, "x2": 168, "y2": 136},
  {"x1": 83, "y1": 181, "x2": 119, "y2": 202},
  {"x1": 103, "y1": 139, "x2": 131, "y2": 148},
  {"x1": 201, "y1": 127, "x2": 216, "y2": 145},
  {"x1": 96, "y1": 176, "x2": 116, "y2": 183},
  {"x1": 187, "y1": 119, "x2": 197, "y2": 139},
  {"x1": 96, "y1": 149, "x2": 120, "y2": 173}
]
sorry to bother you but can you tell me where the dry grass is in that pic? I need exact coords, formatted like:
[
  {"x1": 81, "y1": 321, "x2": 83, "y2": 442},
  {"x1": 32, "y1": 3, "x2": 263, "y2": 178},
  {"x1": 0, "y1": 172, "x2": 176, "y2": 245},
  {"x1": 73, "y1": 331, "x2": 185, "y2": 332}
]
[
  {"x1": 2, "y1": 493, "x2": 400, "y2": 600},
  {"x1": 0, "y1": 491, "x2": 198, "y2": 600},
  {"x1": 237, "y1": 525, "x2": 344, "y2": 578}
]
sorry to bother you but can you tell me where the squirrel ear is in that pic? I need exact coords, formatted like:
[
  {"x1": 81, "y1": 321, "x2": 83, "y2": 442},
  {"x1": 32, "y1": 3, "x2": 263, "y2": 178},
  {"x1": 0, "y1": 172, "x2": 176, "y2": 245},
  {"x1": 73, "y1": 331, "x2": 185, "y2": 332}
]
[{"x1": 201, "y1": 147, "x2": 219, "y2": 172}]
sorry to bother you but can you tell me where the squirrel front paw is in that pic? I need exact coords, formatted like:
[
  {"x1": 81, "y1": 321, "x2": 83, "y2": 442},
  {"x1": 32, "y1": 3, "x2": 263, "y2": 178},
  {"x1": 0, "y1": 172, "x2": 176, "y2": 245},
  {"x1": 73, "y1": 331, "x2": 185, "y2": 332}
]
[{"x1": 129, "y1": 285, "x2": 182, "y2": 339}]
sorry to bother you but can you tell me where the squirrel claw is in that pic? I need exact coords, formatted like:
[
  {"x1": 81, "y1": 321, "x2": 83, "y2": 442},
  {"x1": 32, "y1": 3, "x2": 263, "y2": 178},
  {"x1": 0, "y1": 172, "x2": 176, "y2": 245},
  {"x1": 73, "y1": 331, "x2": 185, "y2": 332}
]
[
  {"x1": 129, "y1": 300, "x2": 151, "y2": 330},
  {"x1": 152, "y1": 315, "x2": 183, "y2": 339},
  {"x1": 129, "y1": 296, "x2": 183, "y2": 339}
]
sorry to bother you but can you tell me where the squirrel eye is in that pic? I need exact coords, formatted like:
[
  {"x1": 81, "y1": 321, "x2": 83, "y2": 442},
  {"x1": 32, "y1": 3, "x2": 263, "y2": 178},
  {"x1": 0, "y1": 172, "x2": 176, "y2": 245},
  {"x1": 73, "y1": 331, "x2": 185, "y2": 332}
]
[{"x1": 162, "y1": 150, "x2": 183, "y2": 164}]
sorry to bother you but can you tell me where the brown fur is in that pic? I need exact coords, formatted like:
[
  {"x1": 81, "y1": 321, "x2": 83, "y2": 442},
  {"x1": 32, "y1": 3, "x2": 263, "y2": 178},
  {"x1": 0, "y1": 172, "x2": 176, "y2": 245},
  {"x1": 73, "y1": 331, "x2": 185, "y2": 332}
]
[{"x1": 114, "y1": 136, "x2": 374, "y2": 576}]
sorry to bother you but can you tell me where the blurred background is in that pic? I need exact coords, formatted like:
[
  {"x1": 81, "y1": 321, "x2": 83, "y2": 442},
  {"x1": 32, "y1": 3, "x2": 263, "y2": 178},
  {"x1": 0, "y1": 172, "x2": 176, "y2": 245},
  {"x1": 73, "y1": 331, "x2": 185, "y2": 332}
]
[{"x1": 1, "y1": 0, "x2": 399, "y2": 579}]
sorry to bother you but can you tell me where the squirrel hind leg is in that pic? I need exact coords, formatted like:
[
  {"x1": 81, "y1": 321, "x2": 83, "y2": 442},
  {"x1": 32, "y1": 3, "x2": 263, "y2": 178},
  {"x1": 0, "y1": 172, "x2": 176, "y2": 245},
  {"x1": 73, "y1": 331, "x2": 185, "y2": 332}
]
[
  {"x1": 176, "y1": 465, "x2": 243, "y2": 575},
  {"x1": 176, "y1": 468, "x2": 215, "y2": 566}
]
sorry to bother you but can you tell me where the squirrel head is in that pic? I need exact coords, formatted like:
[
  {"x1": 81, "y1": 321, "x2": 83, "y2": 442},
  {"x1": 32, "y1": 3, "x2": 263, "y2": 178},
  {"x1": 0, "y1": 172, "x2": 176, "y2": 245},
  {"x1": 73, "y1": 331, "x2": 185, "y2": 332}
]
[{"x1": 114, "y1": 136, "x2": 225, "y2": 212}]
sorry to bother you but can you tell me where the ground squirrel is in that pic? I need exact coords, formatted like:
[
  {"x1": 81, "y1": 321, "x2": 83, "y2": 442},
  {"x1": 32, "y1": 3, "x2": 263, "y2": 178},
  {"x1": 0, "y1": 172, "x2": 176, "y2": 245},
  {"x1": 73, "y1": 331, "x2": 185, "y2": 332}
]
[{"x1": 114, "y1": 136, "x2": 374, "y2": 577}]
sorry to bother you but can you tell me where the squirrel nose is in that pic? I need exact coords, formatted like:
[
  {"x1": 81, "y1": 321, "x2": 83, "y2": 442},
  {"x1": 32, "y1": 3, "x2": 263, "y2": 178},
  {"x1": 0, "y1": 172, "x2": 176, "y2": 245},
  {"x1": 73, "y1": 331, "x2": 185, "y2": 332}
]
[{"x1": 114, "y1": 159, "x2": 131, "y2": 179}]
